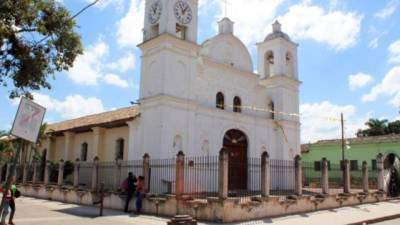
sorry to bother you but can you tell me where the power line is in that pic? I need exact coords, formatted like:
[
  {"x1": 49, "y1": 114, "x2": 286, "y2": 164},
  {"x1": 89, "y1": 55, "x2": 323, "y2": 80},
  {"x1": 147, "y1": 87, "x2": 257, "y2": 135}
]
[{"x1": 36, "y1": 0, "x2": 101, "y2": 45}]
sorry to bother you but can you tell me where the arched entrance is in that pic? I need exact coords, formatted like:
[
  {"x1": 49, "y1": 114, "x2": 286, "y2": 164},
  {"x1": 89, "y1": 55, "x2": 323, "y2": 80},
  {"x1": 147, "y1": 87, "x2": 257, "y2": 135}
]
[
  {"x1": 384, "y1": 153, "x2": 400, "y2": 197},
  {"x1": 223, "y1": 129, "x2": 248, "y2": 191}
]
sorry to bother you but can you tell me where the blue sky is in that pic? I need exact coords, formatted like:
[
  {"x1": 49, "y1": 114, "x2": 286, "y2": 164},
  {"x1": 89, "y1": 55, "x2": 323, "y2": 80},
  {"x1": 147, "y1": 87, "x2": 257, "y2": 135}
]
[{"x1": 1, "y1": 0, "x2": 400, "y2": 143}]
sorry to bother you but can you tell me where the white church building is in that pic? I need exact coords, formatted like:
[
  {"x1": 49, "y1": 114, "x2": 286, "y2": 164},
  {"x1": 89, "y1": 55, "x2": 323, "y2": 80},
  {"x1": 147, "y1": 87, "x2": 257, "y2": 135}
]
[{"x1": 38, "y1": 0, "x2": 301, "y2": 188}]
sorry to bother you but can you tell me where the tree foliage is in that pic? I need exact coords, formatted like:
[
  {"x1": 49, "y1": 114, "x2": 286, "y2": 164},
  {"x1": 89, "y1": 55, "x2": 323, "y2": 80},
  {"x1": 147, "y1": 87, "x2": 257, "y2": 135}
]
[
  {"x1": 0, "y1": 130, "x2": 13, "y2": 162},
  {"x1": 357, "y1": 118, "x2": 400, "y2": 137},
  {"x1": 0, "y1": 0, "x2": 83, "y2": 98}
]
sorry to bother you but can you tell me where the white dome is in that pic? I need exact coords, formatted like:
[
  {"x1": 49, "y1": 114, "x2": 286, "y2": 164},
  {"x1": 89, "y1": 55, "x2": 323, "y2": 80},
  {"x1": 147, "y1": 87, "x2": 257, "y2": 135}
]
[{"x1": 200, "y1": 34, "x2": 253, "y2": 72}]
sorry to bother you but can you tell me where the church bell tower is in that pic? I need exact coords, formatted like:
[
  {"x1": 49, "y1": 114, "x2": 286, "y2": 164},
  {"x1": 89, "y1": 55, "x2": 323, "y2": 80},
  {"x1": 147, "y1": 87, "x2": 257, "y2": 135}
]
[
  {"x1": 257, "y1": 21, "x2": 301, "y2": 159},
  {"x1": 143, "y1": 0, "x2": 198, "y2": 43},
  {"x1": 135, "y1": 0, "x2": 199, "y2": 159}
]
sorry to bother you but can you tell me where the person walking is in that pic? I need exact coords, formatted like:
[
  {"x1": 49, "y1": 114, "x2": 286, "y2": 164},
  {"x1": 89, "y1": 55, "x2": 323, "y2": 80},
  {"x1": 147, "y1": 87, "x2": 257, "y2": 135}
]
[
  {"x1": 0, "y1": 185, "x2": 11, "y2": 225},
  {"x1": 135, "y1": 176, "x2": 145, "y2": 214},
  {"x1": 123, "y1": 172, "x2": 137, "y2": 213},
  {"x1": 8, "y1": 176, "x2": 18, "y2": 225}
]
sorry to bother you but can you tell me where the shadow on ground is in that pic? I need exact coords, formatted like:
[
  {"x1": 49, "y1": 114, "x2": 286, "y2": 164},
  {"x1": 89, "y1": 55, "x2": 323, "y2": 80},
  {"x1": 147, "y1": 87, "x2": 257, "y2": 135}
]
[{"x1": 53, "y1": 206, "x2": 127, "y2": 219}]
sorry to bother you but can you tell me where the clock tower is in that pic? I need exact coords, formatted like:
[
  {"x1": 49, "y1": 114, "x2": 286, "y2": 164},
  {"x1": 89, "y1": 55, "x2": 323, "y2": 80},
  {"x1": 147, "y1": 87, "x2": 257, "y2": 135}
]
[
  {"x1": 143, "y1": 0, "x2": 198, "y2": 43},
  {"x1": 135, "y1": 0, "x2": 199, "y2": 158}
]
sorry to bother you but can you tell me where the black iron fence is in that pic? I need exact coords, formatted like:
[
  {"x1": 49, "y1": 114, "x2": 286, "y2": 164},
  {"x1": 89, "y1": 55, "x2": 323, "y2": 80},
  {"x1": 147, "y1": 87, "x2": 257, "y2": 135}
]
[
  {"x1": 78, "y1": 162, "x2": 93, "y2": 189},
  {"x1": 148, "y1": 158, "x2": 176, "y2": 195},
  {"x1": 302, "y1": 161, "x2": 323, "y2": 195},
  {"x1": 183, "y1": 156, "x2": 219, "y2": 198},
  {"x1": 6, "y1": 155, "x2": 383, "y2": 199}
]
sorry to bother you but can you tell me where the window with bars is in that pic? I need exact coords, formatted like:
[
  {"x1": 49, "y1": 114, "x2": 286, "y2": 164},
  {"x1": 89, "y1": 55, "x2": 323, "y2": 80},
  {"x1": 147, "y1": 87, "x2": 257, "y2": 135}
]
[
  {"x1": 115, "y1": 138, "x2": 124, "y2": 161},
  {"x1": 350, "y1": 160, "x2": 358, "y2": 171},
  {"x1": 233, "y1": 96, "x2": 241, "y2": 113},
  {"x1": 216, "y1": 92, "x2": 225, "y2": 110},
  {"x1": 80, "y1": 143, "x2": 88, "y2": 162}
]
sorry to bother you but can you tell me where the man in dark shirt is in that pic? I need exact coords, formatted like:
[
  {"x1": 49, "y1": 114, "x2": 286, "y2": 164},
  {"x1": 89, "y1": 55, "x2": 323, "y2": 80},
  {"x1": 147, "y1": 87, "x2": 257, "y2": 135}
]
[{"x1": 124, "y1": 172, "x2": 137, "y2": 212}]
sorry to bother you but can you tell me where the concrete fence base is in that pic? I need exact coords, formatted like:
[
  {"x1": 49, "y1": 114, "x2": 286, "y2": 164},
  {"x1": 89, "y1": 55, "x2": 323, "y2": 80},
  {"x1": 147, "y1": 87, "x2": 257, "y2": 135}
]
[{"x1": 18, "y1": 184, "x2": 387, "y2": 223}]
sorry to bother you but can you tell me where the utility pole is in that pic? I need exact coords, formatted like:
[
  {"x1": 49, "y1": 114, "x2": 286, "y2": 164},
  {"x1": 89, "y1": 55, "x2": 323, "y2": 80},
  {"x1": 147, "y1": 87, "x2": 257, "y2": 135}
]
[
  {"x1": 341, "y1": 113, "x2": 346, "y2": 190},
  {"x1": 341, "y1": 113, "x2": 345, "y2": 164}
]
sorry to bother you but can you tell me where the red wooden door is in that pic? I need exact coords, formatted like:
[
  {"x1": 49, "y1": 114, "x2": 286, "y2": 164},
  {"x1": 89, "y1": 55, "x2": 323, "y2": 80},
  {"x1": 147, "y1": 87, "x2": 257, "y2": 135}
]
[{"x1": 223, "y1": 129, "x2": 248, "y2": 191}]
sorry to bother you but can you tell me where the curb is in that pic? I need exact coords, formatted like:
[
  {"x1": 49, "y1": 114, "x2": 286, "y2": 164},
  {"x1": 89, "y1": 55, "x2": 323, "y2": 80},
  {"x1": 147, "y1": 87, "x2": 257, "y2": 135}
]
[{"x1": 348, "y1": 214, "x2": 400, "y2": 225}]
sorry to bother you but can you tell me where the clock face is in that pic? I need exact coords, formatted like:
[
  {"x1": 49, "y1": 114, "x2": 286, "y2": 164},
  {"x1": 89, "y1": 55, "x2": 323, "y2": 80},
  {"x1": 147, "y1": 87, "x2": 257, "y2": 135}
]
[
  {"x1": 148, "y1": 1, "x2": 162, "y2": 24},
  {"x1": 174, "y1": 1, "x2": 192, "y2": 24}
]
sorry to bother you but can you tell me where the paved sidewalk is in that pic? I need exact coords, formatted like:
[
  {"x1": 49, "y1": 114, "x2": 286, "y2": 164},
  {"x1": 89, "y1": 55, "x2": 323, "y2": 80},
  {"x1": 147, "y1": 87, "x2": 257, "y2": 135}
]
[{"x1": 10, "y1": 197, "x2": 400, "y2": 225}]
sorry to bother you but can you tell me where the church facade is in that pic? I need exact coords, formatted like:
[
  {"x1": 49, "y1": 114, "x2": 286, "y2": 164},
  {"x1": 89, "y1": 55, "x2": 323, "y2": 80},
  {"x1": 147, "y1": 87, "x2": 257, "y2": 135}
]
[{"x1": 38, "y1": 0, "x2": 301, "y2": 172}]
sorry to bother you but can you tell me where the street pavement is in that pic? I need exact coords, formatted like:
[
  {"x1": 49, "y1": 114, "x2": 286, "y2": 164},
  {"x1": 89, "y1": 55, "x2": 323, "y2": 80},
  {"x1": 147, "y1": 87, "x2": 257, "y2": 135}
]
[
  {"x1": 374, "y1": 219, "x2": 400, "y2": 225},
  {"x1": 8, "y1": 197, "x2": 400, "y2": 225}
]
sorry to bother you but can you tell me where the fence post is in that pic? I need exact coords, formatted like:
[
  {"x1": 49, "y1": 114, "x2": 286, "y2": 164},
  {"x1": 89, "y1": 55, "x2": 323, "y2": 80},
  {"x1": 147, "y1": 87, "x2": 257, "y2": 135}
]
[
  {"x1": 44, "y1": 160, "x2": 51, "y2": 185},
  {"x1": 343, "y1": 160, "x2": 351, "y2": 194},
  {"x1": 261, "y1": 151, "x2": 270, "y2": 197},
  {"x1": 362, "y1": 161, "x2": 369, "y2": 193},
  {"x1": 73, "y1": 158, "x2": 80, "y2": 188},
  {"x1": 0, "y1": 164, "x2": 3, "y2": 182},
  {"x1": 143, "y1": 154, "x2": 150, "y2": 192},
  {"x1": 32, "y1": 161, "x2": 38, "y2": 184},
  {"x1": 22, "y1": 163, "x2": 28, "y2": 184},
  {"x1": 377, "y1": 153, "x2": 384, "y2": 192},
  {"x1": 295, "y1": 155, "x2": 303, "y2": 196},
  {"x1": 219, "y1": 148, "x2": 229, "y2": 199},
  {"x1": 5, "y1": 164, "x2": 11, "y2": 183},
  {"x1": 114, "y1": 159, "x2": 122, "y2": 192},
  {"x1": 57, "y1": 159, "x2": 65, "y2": 186},
  {"x1": 92, "y1": 157, "x2": 99, "y2": 191},
  {"x1": 321, "y1": 158, "x2": 329, "y2": 195},
  {"x1": 176, "y1": 151, "x2": 185, "y2": 198}
]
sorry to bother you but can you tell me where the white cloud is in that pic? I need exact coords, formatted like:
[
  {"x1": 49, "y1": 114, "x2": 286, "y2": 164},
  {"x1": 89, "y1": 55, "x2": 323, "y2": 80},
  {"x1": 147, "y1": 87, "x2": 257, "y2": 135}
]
[
  {"x1": 66, "y1": 39, "x2": 138, "y2": 87},
  {"x1": 374, "y1": 0, "x2": 399, "y2": 19},
  {"x1": 88, "y1": 0, "x2": 124, "y2": 9},
  {"x1": 278, "y1": 2, "x2": 363, "y2": 50},
  {"x1": 116, "y1": 0, "x2": 145, "y2": 48},
  {"x1": 12, "y1": 93, "x2": 105, "y2": 120},
  {"x1": 300, "y1": 101, "x2": 367, "y2": 142},
  {"x1": 368, "y1": 37, "x2": 379, "y2": 49},
  {"x1": 106, "y1": 53, "x2": 135, "y2": 72},
  {"x1": 348, "y1": 73, "x2": 374, "y2": 90},
  {"x1": 67, "y1": 40, "x2": 109, "y2": 85},
  {"x1": 213, "y1": 0, "x2": 285, "y2": 46},
  {"x1": 103, "y1": 74, "x2": 129, "y2": 88},
  {"x1": 389, "y1": 40, "x2": 400, "y2": 64},
  {"x1": 362, "y1": 66, "x2": 400, "y2": 106}
]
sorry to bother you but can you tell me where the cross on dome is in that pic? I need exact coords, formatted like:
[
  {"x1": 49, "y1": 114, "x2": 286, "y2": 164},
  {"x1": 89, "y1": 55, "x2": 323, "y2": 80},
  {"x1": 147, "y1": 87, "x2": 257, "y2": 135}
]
[{"x1": 221, "y1": 0, "x2": 230, "y2": 17}]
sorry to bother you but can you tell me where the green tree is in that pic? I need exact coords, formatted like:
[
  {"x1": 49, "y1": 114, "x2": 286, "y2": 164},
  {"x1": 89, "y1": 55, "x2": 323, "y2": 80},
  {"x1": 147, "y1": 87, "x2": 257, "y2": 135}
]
[
  {"x1": 387, "y1": 120, "x2": 400, "y2": 134},
  {"x1": 0, "y1": 0, "x2": 83, "y2": 98},
  {"x1": 0, "y1": 130, "x2": 13, "y2": 163},
  {"x1": 356, "y1": 118, "x2": 389, "y2": 137}
]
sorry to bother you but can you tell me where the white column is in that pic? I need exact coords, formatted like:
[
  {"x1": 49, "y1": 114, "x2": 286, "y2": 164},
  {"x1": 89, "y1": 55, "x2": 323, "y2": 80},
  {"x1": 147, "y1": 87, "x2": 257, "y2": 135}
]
[
  {"x1": 126, "y1": 120, "x2": 139, "y2": 160},
  {"x1": 64, "y1": 132, "x2": 75, "y2": 161},
  {"x1": 44, "y1": 137, "x2": 54, "y2": 161},
  {"x1": 92, "y1": 127, "x2": 105, "y2": 160}
]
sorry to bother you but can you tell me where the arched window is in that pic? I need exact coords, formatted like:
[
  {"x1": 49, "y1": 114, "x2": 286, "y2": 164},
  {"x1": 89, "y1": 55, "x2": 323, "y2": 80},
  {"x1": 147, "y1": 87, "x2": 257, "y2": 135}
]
[
  {"x1": 80, "y1": 143, "x2": 88, "y2": 161},
  {"x1": 115, "y1": 138, "x2": 124, "y2": 161},
  {"x1": 286, "y1": 51, "x2": 293, "y2": 77},
  {"x1": 233, "y1": 96, "x2": 242, "y2": 113},
  {"x1": 268, "y1": 101, "x2": 275, "y2": 120},
  {"x1": 265, "y1": 51, "x2": 274, "y2": 78},
  {"x1": 216, "y1": 92, "x2": 225, "y2": 110},
  {"x1": 173, "y1": 135, "x2": 183, "y2": 153}
]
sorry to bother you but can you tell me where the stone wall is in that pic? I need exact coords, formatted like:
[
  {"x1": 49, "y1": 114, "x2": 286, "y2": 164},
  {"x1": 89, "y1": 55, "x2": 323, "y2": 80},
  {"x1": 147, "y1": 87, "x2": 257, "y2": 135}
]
[{"x1": 19, "y1": 184, "x2": 387, "y2": 223}]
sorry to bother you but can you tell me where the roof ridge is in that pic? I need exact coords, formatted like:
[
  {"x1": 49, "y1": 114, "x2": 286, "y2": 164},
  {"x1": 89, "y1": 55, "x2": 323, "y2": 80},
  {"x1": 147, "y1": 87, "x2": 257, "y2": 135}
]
[{"x1": 49, "y1": 106, "x2": 136, "y2": 126}]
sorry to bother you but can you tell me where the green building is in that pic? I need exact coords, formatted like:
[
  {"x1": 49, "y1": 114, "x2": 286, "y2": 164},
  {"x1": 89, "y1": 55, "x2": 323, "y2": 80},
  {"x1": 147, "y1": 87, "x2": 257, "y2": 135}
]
[
  {"x1": 302, "y1": 134, "x2": 400, "y2": 169},
  {"x1": 301, "y1": 134, "x2": 400, "y2": 191}
]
